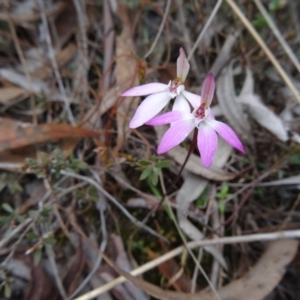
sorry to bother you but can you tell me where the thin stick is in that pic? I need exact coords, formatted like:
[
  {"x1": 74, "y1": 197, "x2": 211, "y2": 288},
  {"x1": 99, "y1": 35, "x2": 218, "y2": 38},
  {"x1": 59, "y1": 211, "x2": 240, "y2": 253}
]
[
  {"x1": 45, "y1": 244, "x2": 67, "y2": 299},
  {"x1": 37, "y1": 0, "x2": 75, "y2": 124},
  {"x1": 59, "y1": 170, "x2": 167, "y2": 242},
  {"x1": 144, "y1": 0, "x2": 171, "y2": 59},
  {"x1": 225, "y1": 0, "x2": 300, "y2": 104},
  {"x1": 159, "y1": 173, "x2": 221, "y2": 300},
  {"x1": 67, "y1": 171, "x2": 108, "y2": 299},
  {"x1": 74, "y1": 229, "x2": 300, "y2": 300},
  {"x1": 188, "y1": 0, "x2": 223, "y2": 61},
  {"x1": 0, "y1": 218, "x2": 32, "y2": 249},
  {"x1": 253, "y1": 0, "x2": 300, "y2": 74}
]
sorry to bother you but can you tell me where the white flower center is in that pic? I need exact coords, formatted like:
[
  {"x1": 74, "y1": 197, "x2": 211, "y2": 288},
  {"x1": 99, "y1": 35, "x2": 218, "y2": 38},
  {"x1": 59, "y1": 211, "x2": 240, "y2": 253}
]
[
  {"x1": 193, "y1": 106, "x2": 210, "y2": 127},
  {"x1": 168, "y1": 78, "x2": 184, "y2": 98}
]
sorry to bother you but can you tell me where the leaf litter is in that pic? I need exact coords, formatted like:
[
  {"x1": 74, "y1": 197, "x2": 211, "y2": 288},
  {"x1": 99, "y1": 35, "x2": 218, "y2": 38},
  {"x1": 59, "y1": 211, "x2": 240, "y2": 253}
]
[{"x1": 0, "y1": 1, "x2": 299, "y2": 300}]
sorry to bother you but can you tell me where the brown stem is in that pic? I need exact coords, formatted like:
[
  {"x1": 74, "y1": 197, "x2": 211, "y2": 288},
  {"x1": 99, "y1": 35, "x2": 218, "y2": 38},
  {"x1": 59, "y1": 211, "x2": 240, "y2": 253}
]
[{"x1": 166, "y1": 128, "x2": 198, "y2": 195}]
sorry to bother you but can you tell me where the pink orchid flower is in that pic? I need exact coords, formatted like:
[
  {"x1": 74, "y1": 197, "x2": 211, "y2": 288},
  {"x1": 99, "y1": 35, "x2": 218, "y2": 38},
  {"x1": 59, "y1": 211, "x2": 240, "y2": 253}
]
[
  {"x1": 121, "y1": 48, "x2": 200, "y2": 128},
  {"x1": 146, "y1": 73, "x2": 245, "y2": 168}
]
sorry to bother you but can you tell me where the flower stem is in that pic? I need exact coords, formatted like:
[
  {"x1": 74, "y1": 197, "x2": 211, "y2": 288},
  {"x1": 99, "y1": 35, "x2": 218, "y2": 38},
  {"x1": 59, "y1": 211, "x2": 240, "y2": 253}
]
[{"x1": 166, "y1": 128, "x2": 198, "y2": 194}]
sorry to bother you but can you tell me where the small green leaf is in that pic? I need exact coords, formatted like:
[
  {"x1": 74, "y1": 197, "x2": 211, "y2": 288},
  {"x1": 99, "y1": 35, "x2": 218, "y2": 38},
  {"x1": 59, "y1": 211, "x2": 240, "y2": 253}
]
[
  {"x1": 195, "y1": 188, "x2": 208, "y2": 208},
  {"x1": 43, "y1": 237, "x2": 56, "y2": 245},
  {"x1": 10, "y1": 182, "x2": 23, "y2": 193},
  {"x1": 33, "y1": 247, "x2": 42, "y2": 266},
  {"x1": 0, "y1": 182, "x2": 7, "y2": 192},
  {"x1": 27, "y1": 232, "x2": 39, "y2": 240},
  {"x1": 156, "y1": 160, "x2": 172, "y2": 169},
  {"x1": 152, "y1": 167, "x2": 161, "y2": 175},
  {"x1": 150, "y1": 171, "x2": 158, "y2": 186},
  {"x1": 2, "y1": 203, "x2": 14, "y2": 213},
  {"x1": 0, "y1": 216, "x2": 12, "y2": 223},
  {"x1": 289, "y1": 155, "x2": 300, "y2": 165},
  {"x1": 252, "y1": 15, "x2": 267, "y2": 29},
  {"x1": 219, "y1": 202, "x2": 226, "y2": 213},
  {"x1": 138, "y1": 160, "x2": 151, "y2": 166},
  {"x1": 4, "y1": 283, "x2": 11, "y2": 298},
  {"x1": 217, "y1": 185, "x2": 229, "y2": 199},
  {"x1": 140, "y1": 166, "x2": 152, "y2": 180}
]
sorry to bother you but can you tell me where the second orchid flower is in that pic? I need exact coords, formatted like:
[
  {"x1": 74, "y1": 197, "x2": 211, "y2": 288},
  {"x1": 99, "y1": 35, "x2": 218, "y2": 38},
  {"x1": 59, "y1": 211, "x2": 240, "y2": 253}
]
[{"x1": 146, "y1": 74, "x2": 245, "y2": 168}]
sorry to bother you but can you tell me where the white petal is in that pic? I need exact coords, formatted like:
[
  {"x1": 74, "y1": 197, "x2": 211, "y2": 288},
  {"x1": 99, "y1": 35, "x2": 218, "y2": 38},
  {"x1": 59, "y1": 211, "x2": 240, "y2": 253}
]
[
  {"x1": 172, "y1": 94, "x2": 191, "y2": 113},
  {"x1": 182, "y1": 90, "x2": 201, "y2": 109},
  {"x1": 122, "y1": 83, "x2": 168, "y2": 96},
  {"x1": 129, "y1": 92, "x2": 171, "y2": 128},
  {"x1": 177, "y1": 48, "x2": 190, "y2": 82}
]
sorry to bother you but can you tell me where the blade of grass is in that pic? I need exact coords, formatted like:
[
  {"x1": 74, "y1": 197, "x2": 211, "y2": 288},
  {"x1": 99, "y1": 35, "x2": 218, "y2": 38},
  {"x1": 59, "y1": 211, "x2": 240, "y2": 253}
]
[
  {"x1": 225, "y1": 0, "x2": 300, "y2": 104},
  {"x1": 253, "y1": 0, "x2": 300, "y2": 74}
]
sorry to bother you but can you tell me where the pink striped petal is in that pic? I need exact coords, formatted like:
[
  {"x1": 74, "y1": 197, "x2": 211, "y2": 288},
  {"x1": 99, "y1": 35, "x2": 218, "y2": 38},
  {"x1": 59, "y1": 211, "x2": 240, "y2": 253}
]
[
  {"x1": 121, "y1": 83, "x2": 168, "y2": 96},
  {"x1": 177, "y1": 48, "x2": 190, "y2": 82},
  {"x1": 146, "y1": 111, "x2": 192, "y2": 125},
  {"x1": 172, "y1": 94, "x2": 191, "y2": 113},
  {"x1": 206, "y1": 119, "x2": 245, "y2": 153},
  {"x1": 157, "y1": 120, "x2": 195, "y2": 153},
  {"x1": 197, "y1": 123, "x2": 218, "y2": 168},
  {"x1": 182, "y1": 90, "x2": 201, "y2": 109},
  {"x1": 129, "y1": 91, "x2": 170, "y2": 128},
  {"x1": 201, "y1": 73, "x2": 215, "y2": 108}
]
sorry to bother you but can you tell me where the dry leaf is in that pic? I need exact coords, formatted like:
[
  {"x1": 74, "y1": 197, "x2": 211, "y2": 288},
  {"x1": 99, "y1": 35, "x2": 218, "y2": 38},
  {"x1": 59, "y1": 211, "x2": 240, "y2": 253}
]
[
  {"x1": 83, "y1": 86, "x2": 123, "y2": 130},
  {"x1": 111, "y1": 234, "x2": 148, "y2": 300},
  {"x1": 209, "y1": 32, "x2": 239, "y2": 77},
  {"x1": 0, "y1": 68, "x2": 49, "y2": 94},
  {"x1": 114, "y1": 4, "x2": 139, "y2": 151},
  {"x1": 0, "y1": 87, "x2": 28, "y2": 104},
  {"x1": 0, "y1": 2, "x2": 65, "y2": 24},
  {"x1": 0, "y1": 118, "x2": 100, "y2": 152},
  {"x1": 61, "y1": 239, "x2": 85, "y2": 296},
  {"x1": 148, "y1": 248, "x2": 193, "y2": 292},
  {"x1": 216, "y1": 63, "x2": 252, "y2": 142},
  {"x1": 176, "y1": 172, "x2": 227, "y2": 269},
  {"x1": 31, "y1": 44, "x2": 77, "y2": 79},
  {"x1": 198, "y1": 239, "x2": 299, "y2": 300},
  {"x1": 258, "y1": 175, "x2": 300, "y2": 186},
  {"x1": 238, "y1": 94, "x2": 288, "y2": 141},
  {"x1": 25, "y1": 264, "x2": 58, "y2": 300},
  {"x1": 168, "y1": 146, "x2": 235, "y2": 181},
  {"x1": 237, "y1": 68, "x2": 288, "y2": 142}
]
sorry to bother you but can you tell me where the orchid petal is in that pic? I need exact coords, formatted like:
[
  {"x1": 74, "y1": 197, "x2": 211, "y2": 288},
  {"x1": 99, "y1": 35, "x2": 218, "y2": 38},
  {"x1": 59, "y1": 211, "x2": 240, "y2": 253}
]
[
  {"x1": 177, "y1": 48, "x2": 190, "y2": 82},
  {"x1": 157, "y1": 120, "x2": 195, "y2": 153},
  {"x1": 146, "y1": 111, "x2": 192, "y2": 125},
  {"x1": 201, "y1": 73, "x2": 215, "y2": 108},
  {"x1": 121, "y1": 83, "x2": 168, "y2": 96},
  {"x1": 205, "y1": 108, "x2": 215, "y2": 120},
  {"x1": 182, "y1": 90, "x2": 201, "y2": 109},
  {"x1": 129, "y1": 91, "x2": 170, "y2": 128},
  {"x1": 197, "y1": 122, "x2": 218, "y2": 168},
  {"x1": 172, "y1": 94, "x2": 191, "y2": 113},
  {"x1": 206, "y1": 119, "x2": 245, "y2": 153}
]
